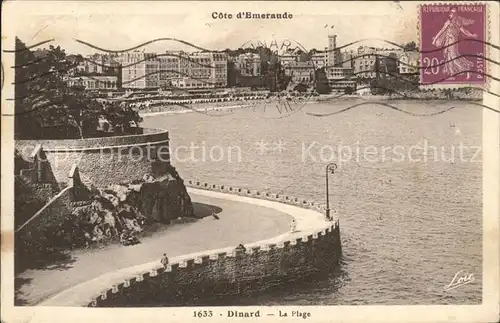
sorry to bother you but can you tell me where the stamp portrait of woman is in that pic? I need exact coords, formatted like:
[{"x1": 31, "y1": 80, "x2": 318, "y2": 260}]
[{"x1": 431, "y1": 8, "x2": 478, "y2": 80}]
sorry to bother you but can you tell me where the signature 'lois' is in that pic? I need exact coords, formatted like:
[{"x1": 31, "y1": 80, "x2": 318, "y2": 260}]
[{"x1": 431, "y1": 8, "x2": 478, "y2": 79}]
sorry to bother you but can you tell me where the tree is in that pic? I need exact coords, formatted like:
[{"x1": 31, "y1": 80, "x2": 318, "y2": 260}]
[
  {"x1": 15, "y1": 38, "x2": 42, "y2": 138},
  {"x1": 103, "y1": 102, "x2": 142, "y2": 134},
  {"x1": 15, "y1": 38, "x2": 95, "y2": 138},
  {"x1": 227, "y1": 61, "x2": 237, "y2": 87},
  {"x1": 255, "y1": 46, "x2": 271, "y2": 62},
  {"x1": 293, "y1": 83, "x2": 308, "y2": 93},
  {"x1": 308, "y1": 48, "x2": 318, "y2": 56},
  {"x1": 403, "y1": 41, "x2": 418, "y2": 52},
  {"x1": 379, "y1": 53, "x2": 399, "y2": 74},
  {"x1": 315, "y1": 67, "x2": 331, "y2": 94},
  {"x1": 14, "y1": 37, "x2": 141, "y2": 139},
  {"x1": 298, "y1": 52, "x2": 311, "y2": 62}
]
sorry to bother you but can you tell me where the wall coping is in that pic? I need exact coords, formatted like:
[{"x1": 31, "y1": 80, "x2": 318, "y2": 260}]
[
  {"x1": 15, "y1": 128, "x2": 169, "y2": 152},
  {"x1": 39, "y1": 179, "x2": 339, "y2": 307},
  {"x1": 30, "y1": 138, "x2": 170, "y2": 152}
]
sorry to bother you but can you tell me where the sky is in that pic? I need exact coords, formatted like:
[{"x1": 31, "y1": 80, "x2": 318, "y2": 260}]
[{"x1": 6, "y1": 1, "x2": 421, "y2": 55}]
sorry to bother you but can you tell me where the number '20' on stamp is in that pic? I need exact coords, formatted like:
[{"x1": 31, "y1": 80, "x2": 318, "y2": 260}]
[{"x1": 419, "y1": 3, "x2": 487, "y2": 86}]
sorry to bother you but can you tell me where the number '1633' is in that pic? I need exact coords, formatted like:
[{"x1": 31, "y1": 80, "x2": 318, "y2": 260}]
[{"x1": 194, "y1": 310, "x2": 213, "y2": 318}]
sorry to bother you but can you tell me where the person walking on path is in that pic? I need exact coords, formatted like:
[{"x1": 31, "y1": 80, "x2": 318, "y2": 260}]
[
  {"x1": 290, "y1": 219, "x2": 297, "y2": 233},
  {"x1": 235, "y1": 243, "x2": 246, "y2": 253},
  {"x1": 161, "y1": 253, "x2": 169, "y2": 269}
]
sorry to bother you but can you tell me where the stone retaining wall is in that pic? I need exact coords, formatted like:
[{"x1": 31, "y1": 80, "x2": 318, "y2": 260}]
[
  {"x1": 14, "y1": 175, "x2": 56, "y2": 228},
  {"x1": 15, "y1": 129, "x2": 170, "y2": 188},
  {"x1": 16, "y1": 186, "x2": 73, "y2": 233},
  {"x1": 86, "y1": 180, "x2": 341, "y2": 307}
]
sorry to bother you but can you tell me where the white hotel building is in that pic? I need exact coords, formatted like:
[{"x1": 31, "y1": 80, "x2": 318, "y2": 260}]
[
  {"x1": 121, "y1": 51, "x2": 228, "y2": 89},
  {"x1": 311, "y1": 49, "x2": 328, "y2": 69}
]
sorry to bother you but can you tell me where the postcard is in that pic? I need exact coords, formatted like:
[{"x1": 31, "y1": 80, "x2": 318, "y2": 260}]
[{"x1": 1, "y1": 1, "x2": 499, "y2": 322}]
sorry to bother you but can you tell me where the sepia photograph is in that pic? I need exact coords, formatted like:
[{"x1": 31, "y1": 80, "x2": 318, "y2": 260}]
[{"x1": 1, "y1": 1, "x2": 498, "y2": 323}]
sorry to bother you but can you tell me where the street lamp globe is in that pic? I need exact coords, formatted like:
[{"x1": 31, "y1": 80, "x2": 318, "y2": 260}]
[{"x1": 325, "y1": 162, "x2": 338, "y2": 221}]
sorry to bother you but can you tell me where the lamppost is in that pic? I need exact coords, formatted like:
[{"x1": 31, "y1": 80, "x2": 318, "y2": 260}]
[{"x1": 325, "y1": 162, "x2": 338, "y2": 221}]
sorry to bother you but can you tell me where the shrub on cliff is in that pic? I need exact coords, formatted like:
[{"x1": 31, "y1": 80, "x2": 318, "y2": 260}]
[{"x1": 102, "y1": 102, "x2": 143, "y2": 135}]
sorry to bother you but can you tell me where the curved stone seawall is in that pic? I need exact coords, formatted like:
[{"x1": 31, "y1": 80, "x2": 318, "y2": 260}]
[
  {"x1": 15, "y1": 129, "x2": 170, "y2": 188},
  {"x1": 41, "y1": 179, "x2": 341, "y2": 307},
  {"x1": 185, "y1": 180, "x2": 330, "y2": 211}
]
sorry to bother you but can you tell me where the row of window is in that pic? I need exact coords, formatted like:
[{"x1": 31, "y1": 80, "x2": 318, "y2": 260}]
[
  {"x1": 70, "y1": 80, "x2": 117, "y2": 89},
  {"x1": 159, "y1": 64, "x2": 180, "y2": 68},
  {"x1": 159, "y1": 58, "x2": 180, "y2": 63},
  {"x1": 293, "y1": 77, "x2": 313, "y2": 82},
  {"x1": 329, "y1": 72, "x2": 352, "y2": 77},
  {"x1": 355, "y1": 60, "x2": 375, "y2": 66},
  {"x1": 399, "y1": 67, "x2": 417, "y2": 73},
  {"x1": 173, "y1": 82, "x2": 226, "y2": 88}
]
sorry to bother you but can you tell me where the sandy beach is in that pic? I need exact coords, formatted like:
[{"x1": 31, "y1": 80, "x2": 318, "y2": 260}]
[{"x1": 139, "y1": 103, "x2": 252, "y2": 117}]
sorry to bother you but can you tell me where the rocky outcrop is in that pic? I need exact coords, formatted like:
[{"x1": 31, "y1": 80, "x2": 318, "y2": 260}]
[
  {"x1": 53, "y1": 165, "x2": 194, "y2": 246},
  {"x1": 105, "y1": 167, "x2": 194, "y2": 224},
  {"x1": 15, "y1": 162, "x2": 194, "y2": 263}
]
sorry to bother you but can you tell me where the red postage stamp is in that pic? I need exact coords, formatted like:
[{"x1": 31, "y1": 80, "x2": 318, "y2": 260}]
[{"x1": 419, "y1": 3, "x2": 487, "y2": 86}]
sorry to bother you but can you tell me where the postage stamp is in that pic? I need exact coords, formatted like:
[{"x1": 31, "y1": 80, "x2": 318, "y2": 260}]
[
  {"x1": 1, "y1": 1, "x2": 499, "y2": 323},
  {"x1": 419, "y1": 3, "x2": 487, "y2": 86}
]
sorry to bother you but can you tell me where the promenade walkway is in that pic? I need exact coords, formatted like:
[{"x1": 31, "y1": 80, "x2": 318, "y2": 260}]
[{"x1": 17, "y1": 187, "x2": 328, "y2": 307}]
